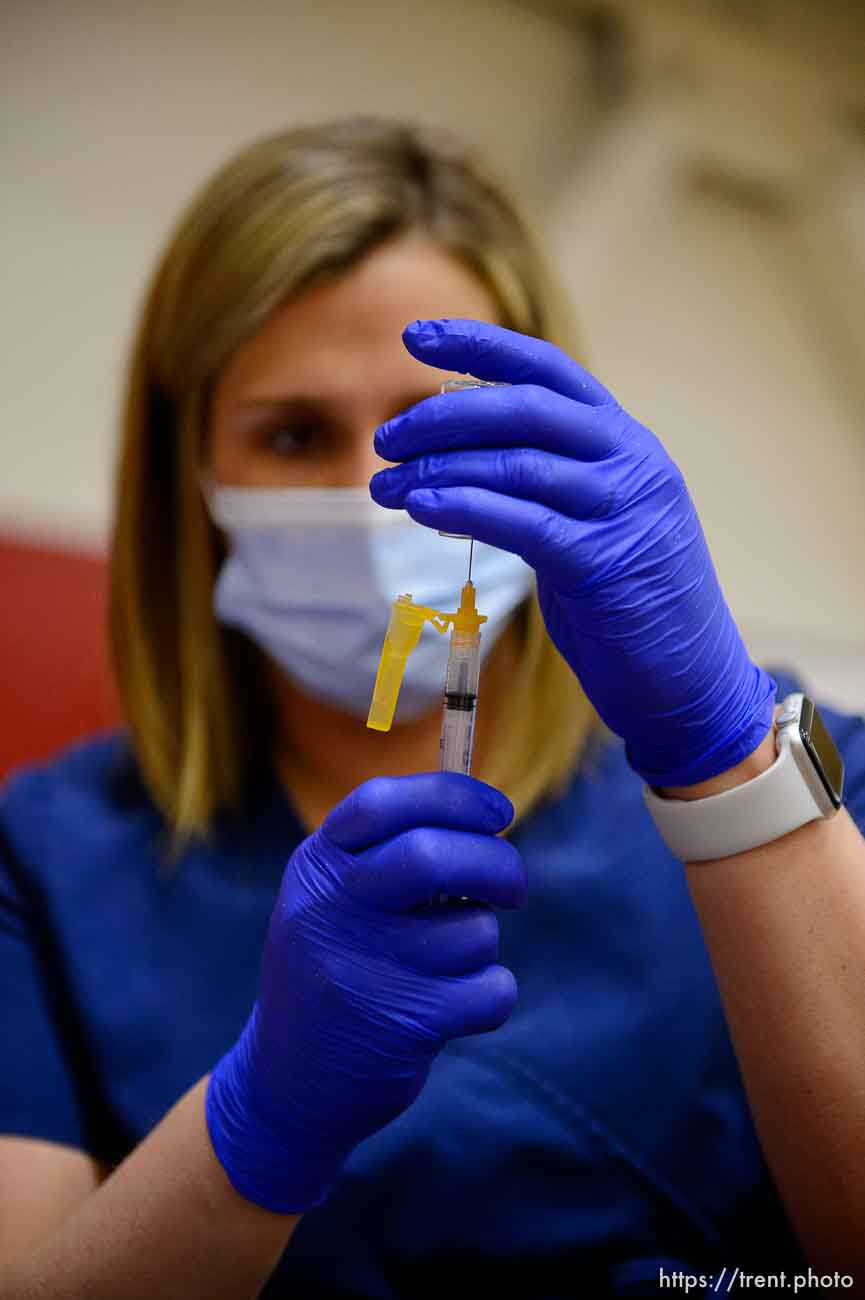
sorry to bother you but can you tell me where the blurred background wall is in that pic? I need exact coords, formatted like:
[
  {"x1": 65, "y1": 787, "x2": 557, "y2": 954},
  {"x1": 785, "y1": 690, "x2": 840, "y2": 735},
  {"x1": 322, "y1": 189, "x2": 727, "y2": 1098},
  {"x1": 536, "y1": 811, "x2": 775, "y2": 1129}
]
[{"x1": 1, "y1": 0, "x2": 863, "y2": 775}]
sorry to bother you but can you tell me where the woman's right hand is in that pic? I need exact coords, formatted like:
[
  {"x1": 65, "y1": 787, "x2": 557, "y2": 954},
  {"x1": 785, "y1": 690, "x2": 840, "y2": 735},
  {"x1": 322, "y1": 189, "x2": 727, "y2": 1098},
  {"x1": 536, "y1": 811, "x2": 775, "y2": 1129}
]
[{"x1": 205, "y1": 772, "x2": 525, "y2": 1214}]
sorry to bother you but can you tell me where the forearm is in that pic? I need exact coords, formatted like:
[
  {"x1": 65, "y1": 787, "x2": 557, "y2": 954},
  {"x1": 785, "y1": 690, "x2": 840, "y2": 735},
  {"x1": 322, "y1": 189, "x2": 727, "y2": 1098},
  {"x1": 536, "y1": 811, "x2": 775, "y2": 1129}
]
[
  {"x1": 669, "y1": 728, "x2": 865, "y2": 1270},
  {"x1": 3, "y1": 1077, "x2": 301, "y2": 1300}
]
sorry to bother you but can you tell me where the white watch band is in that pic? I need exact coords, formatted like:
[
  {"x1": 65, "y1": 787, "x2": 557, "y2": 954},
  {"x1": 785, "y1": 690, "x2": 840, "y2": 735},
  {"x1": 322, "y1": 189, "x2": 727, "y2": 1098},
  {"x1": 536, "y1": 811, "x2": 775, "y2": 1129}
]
[{"x1": 643, "y1": 693, "x2": 836, "y2": 862}]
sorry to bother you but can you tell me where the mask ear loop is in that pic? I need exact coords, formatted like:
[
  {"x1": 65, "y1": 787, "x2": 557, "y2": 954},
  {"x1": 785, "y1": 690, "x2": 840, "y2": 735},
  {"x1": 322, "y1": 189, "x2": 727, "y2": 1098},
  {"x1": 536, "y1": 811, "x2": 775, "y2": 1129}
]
[{"x1": 198, "y1": 472, "x2": 218, "y2": 515}]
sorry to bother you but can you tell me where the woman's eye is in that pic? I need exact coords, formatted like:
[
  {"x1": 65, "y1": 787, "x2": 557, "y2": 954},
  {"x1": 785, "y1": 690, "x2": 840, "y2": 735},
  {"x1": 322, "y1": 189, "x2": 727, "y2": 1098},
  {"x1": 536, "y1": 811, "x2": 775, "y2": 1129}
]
[{"x1": 267, "y1": 426, "x2": 316, "y2": 455}]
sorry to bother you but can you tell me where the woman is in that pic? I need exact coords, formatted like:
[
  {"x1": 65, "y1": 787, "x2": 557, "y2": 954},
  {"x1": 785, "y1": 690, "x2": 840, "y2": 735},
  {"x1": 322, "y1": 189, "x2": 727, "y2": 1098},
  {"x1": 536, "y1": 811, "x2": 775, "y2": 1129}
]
[{"x1": 2, "y1": 119, "x2": 864, "y2": 1299}]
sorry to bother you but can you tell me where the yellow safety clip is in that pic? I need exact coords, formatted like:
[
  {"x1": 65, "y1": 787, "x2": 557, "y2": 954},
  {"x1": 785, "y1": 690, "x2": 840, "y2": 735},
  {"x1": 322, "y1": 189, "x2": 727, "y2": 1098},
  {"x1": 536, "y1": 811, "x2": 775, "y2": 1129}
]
[{"x1": 366, "y1": 581, "x2": 487, "y2": 731}]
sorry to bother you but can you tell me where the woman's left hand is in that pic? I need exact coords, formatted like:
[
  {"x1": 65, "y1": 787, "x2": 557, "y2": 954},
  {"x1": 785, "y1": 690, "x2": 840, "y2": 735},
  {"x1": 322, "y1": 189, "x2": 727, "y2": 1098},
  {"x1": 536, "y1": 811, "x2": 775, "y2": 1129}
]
[{"x1": 370, "y1": 318, "x2": 775, "y2": 788}]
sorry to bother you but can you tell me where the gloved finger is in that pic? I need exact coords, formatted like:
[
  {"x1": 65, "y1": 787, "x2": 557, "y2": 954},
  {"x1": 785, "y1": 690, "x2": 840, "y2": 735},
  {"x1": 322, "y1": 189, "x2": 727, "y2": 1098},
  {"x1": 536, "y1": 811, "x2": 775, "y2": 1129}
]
[
  {"x1": 401, "y1": 318, "x2": 612, "y2": 407},
  {"x1": 371, "y1": 445, "x2": 614, "y2": 520},
  {"x1": 428, "y1": 963, "x2": 519, "y2": 1041},
  {"x1": 321, "y1": 772, "x2": 513, "y2": 854},
  {"x1": 343, "y1": 827, "x2": 528, "y2": 912},
  {"x1": 384, "y1": 902, "x2": 501, "y2": 975},
  {"x1": 402, "y1": 484, "x2": 593, "y2": 580},
  {"x1": 374, "y1": 384, "x2": 623, "y2": 464}
]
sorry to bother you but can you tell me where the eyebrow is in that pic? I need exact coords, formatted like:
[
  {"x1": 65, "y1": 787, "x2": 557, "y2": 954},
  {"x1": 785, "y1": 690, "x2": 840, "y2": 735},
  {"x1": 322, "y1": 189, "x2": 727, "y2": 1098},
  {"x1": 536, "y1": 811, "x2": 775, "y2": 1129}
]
[
  {"x1": 234, "y1": 389, "x2": 439, "y2": 415},
  {"x1": 236, "y1": 394, "x2": 317, "y2": 409}
]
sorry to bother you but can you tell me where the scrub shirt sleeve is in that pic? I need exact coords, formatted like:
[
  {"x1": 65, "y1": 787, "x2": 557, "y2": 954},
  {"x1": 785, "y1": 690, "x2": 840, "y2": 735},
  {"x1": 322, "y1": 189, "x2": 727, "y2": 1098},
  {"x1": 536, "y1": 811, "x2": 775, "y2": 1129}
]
[{"x1": 0, "y1": 827, "x2": 91, "y2": 1154}]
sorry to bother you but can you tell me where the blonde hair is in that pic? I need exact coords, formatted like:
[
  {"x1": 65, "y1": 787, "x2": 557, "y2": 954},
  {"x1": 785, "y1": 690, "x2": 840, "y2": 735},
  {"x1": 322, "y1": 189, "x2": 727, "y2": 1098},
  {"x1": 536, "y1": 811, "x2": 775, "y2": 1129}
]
[{"x1": 110, "y1": 118, "x2": 601, "y2": 846}]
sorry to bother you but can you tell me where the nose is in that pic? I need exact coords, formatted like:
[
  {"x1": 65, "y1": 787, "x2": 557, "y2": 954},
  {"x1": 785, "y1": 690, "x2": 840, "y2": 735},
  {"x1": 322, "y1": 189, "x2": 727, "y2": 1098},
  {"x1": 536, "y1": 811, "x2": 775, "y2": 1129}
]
[{"x1": 338, "y1": 438, "x2": 397, "y2": 489}]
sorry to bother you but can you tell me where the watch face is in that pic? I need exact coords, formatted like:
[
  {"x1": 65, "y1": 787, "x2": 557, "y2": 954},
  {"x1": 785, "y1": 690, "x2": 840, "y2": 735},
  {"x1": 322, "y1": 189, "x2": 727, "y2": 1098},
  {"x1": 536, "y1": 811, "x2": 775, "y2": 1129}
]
[{"x1": 800, "y1": 697, "x2": 845, "y2": 808}]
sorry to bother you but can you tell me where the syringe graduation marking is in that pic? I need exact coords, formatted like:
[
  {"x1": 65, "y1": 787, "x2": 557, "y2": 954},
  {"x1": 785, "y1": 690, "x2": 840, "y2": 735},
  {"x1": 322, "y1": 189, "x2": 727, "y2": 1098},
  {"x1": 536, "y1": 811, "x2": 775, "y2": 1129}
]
[{"x1": 444, "y1": 692, "x2": 476, "y2": 711}]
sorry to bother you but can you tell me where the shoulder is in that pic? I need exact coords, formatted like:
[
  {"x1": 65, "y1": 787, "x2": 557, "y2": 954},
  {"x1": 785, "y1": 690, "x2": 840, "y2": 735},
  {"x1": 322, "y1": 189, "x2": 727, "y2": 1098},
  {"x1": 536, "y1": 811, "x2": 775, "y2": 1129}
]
[
  {"x1": 0, "y1": 730, "x2": 151, "y2": 828},
  {"x1": 0, "y1": 731, "x2": 162, "y2": 887}
]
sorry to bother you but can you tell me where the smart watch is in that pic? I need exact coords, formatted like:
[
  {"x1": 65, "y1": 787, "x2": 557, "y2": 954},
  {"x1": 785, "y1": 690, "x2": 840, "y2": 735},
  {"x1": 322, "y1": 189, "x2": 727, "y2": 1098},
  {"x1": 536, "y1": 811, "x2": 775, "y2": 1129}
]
[{"x1": 643, "y1": 693, "x2": 845, "y2": 862}]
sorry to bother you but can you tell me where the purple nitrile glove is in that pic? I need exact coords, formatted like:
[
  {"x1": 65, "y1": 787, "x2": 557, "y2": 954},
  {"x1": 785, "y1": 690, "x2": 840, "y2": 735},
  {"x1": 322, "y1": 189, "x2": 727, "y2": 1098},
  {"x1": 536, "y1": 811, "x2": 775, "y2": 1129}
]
[
  {"x1": 370, "y1": 318, "x2": 775, "y2": 788},
  {"x1": 205, "y1": 771, "x2": 523, "y2": 1214}
]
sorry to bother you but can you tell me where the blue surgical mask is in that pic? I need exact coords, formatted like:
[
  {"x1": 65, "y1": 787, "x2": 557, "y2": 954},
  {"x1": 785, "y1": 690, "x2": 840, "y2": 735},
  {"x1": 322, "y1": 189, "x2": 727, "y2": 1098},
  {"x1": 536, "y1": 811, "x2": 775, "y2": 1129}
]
[{"x1": 203, "y1": 481, "x2": 535, "y2": 721}]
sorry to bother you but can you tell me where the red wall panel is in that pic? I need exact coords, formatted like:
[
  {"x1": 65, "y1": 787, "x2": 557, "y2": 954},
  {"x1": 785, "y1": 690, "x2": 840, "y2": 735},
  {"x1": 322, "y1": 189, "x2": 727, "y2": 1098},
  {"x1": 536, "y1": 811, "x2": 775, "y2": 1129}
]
[{"x1": 0, "y1": 534, "x2": 119, "y2": 782}]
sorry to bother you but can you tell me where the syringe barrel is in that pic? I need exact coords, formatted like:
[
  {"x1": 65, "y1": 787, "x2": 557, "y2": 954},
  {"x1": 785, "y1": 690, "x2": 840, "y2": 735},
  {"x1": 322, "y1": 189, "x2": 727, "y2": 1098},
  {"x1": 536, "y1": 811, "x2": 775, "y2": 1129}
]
[
  {"x1": 444, "y1": 628, "x2": 481, "y2": 698},
  {"x1": 439, "y1": 628, "x2": 481, "y2": 776}
]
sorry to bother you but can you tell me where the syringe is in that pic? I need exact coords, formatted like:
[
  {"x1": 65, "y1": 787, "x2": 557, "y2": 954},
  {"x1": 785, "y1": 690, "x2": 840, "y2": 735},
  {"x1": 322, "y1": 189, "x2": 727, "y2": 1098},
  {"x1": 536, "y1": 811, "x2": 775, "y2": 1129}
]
[
  {"x1": 365, "y1": 577, "x2": 487, "y2": 750},
  {"x1": 365, "y1": 577, "x2": 487, "y2": 907},
  {"x1": 365, "y1": 375, "x2": 504, "y2": 903},
  {"x1": 435, "y1": 378, "x2": 502, "y2": 777},
  {"x1": 439, "y1": 569, "x2": 481, "y2": 776}
]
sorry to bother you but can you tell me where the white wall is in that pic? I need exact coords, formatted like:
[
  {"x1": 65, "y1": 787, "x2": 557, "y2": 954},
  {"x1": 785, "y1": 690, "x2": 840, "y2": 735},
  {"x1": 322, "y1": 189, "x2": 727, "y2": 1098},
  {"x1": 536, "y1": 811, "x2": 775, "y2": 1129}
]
[
  {"x1": 2, "y1": 0, "x2": 863, "y2": 709},
  {"x1": 547, "y1": 0, "x2": 865, "y2": 710}
]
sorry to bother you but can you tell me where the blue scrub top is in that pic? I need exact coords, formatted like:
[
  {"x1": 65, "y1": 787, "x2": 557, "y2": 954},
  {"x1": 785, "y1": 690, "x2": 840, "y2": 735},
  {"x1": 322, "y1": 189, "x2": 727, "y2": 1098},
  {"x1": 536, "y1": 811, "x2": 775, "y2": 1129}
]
[{"x1": 2, "y1": 668, "x2": 864, "y2": 1297}]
